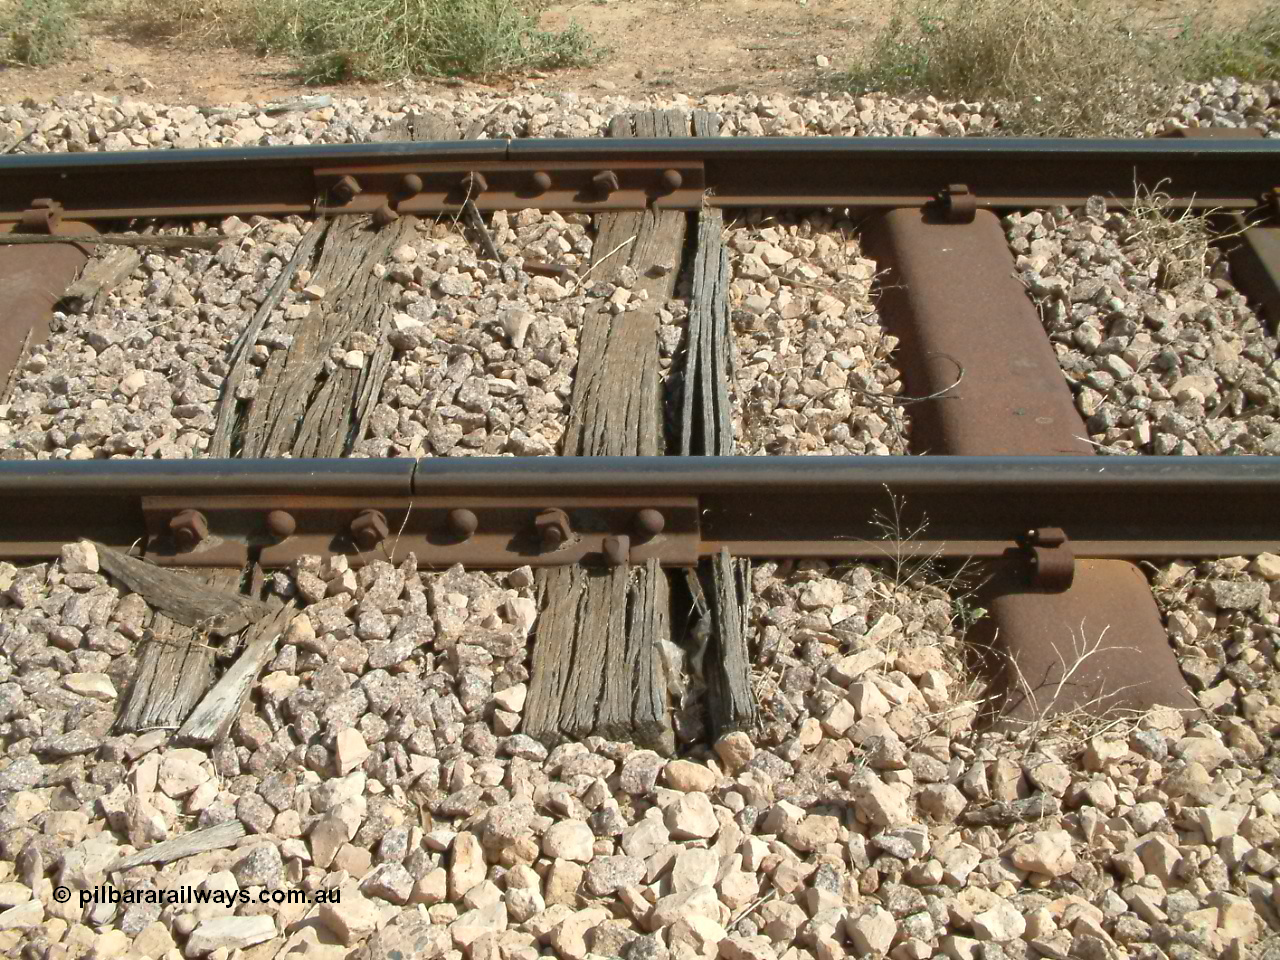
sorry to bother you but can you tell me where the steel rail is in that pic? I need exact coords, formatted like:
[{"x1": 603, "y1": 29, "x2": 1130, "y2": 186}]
[
  {"x1": 0, "y1": 137, "x2": 1276, "y2": 222},
  {"x1": 0, "y1": 456, "x2": 1275, "y2": 567}
]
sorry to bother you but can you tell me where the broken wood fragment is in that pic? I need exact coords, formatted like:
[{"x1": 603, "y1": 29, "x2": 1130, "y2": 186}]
[
  {"x1": 960, "y1": 793, "x2": 1061, "y2": 827},
  {"x1": 113, "y1": 566, "x2": 246, "y2": 735},
  {"x1": 525, "y1": 562, "x2": 674, "y2": 753},
  {"x1": 0, "y1": 233, "x2": 224, "y2": 250},
  {"x1": 463, "y1": 199, "x2": 503, "y2": 262},
  {"x1": 60, "y1": 247, "x2": 142, "y2": 313},
  {"x1": 223, "y1": 113, "x2": 466, "y2": 458},
  {"x1": 109, "y1": 820, "x2": 248, "y2": 872},
  {"x1": 209, "y1": 219, "x2": 326, "y2": 457},
  {"x1": 680, "y1": 207, "x2": 735, "y2": 456},
  {"x1": 701, "y1": 548, "x2": 758, "y2": 737},
  {"x1": 93, "y1": 542, "x2": 269, "y2": 637},
  {"x1": 669, "y1": 162, "x2": 759, "y2": 737},
  {"x1": 177, "y1": 602, "x2": 297, "y2": 746}
]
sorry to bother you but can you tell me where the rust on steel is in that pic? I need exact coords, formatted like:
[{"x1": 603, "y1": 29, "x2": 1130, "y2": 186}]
[
  {"x1": 315, "y1": 160, "x2": 707, "y2": 218},
  {"x1": 1227, "y1": 213, "x2": 1280, "y2": 330},
  {"x1": 0, "y1": 137, "x2": 1276, "y2": 222},
  {"x1": 0, "y1": 458, "x2": 1276, "y2": 570},
  {"x1": 864, "y1": 204, "x2": 1194, "y2": 722},
  {"x1": 973, "y1": 560, "x2": 1199, "y2": 724},
  {"x1": 0, "y1": 217, "x2": 96, "y2": 390},
  {"x1": 862, "y1": 208, "x2": 1094, "y2": 455}
]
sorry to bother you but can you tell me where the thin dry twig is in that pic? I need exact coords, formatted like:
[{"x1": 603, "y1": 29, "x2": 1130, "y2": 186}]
[
  {"x1": 1000, "y1": 621, "x2": 1147, "y2": 757},
  {"x1": 577, "y1": 235, "x2": 637, "y2": 284}
]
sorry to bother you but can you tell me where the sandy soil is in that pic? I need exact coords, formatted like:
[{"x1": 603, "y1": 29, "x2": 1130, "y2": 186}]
[{"x1": 0, "y1": 0, "x2": 1267, "y2": 107}]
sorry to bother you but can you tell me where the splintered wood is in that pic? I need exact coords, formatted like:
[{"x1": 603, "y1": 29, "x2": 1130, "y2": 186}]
[
  {"x1": 701, "y1": 550, "x2": 758, "y2": 736},
  {"x1": 562, "y1": 109, "x2": 702, "y2": 457},
  {"x1": 525, "y1": 561, "x2": 673, "y2": 753},
  {"x1": 60, "y1": 247, "x2": 142, "y2": 315},
  {"x1": 211, "y1": 113, "x2": 465, "y2": 458},
  {"x1": 94, "y1": 542, "x2": 269, "y2": 636},
  {"x1": 679, "y1": 208, "x2": 736, "y2": 456},
  {"x1": 95, "y1": 542, "x2": 282, "y2": 738},
  {"x1": 526, "y1": 110, "x2": 709, "y2": 753},
  {"x1": 108, "y1": 820, "x2": 248, "y2": 873},
  {"x1": 177, "y1": 601, "x2": 297, "y2": 745},
  {"x1": 681, "y1": 206, "x2": 759, "y2": 736},
  {"x1": 111, "y1": 564, "x2": 245, "y2": 735}
]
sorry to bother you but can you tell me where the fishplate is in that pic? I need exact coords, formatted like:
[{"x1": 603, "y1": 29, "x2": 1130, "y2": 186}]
[
  {"x1": 314, "y1": 160, "x2": 707, "y2": 216},
  {"x1": 141, "y1": 495, "x2": 700, "y2": 569}
]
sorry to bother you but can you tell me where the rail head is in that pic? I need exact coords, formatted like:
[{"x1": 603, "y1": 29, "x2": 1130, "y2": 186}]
[
  {"x1": 0, "y1": 137, "x2": 1275, "y2": 221},
  {"x1": 0, "y1": 456, "x2": 1274, "y2": 568}
]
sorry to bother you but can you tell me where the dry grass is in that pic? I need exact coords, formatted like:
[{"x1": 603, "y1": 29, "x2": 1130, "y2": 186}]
[
  {"x1": 27, "y1": 0, "x2": 598, "y2": 81},
  {"x1": 861, "y1": 488, "x2": 988, "y2": 638},
  {"x1": 842, "y1": 0, "x2": 1280, "y2": 136},
  {"x1": 1118, "y1": 181, "x2": 1250, "y2": 291},
  {"x1": 996, "y1": 622, "x2": 1146, "y2": 758}
]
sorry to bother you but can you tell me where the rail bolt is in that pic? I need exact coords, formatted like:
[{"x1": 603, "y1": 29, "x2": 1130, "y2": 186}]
[
  {"x1": 331, "y1": 175, "x2": 362, "y2": 204},
  {"x1": 535, "y1": 508, "x2": 573, "y2": 550},
  {"x1": 603, "y1": 534, "x2": 630, "y2": 568},
  {"x1": 461, "y1": 171, "x2": 489, "y2": 195},
  {"x1": 447, "y1": 508, "x2": 478, "y2": 541},
  {"x1": 266, "y1": 510, "x2": 296, "y2": 540},
  {"x1": 400, "y1": 173, "x2": 424, "y2": 196},
  {"x1": 592, "y1": 170, "x2": 620, "y2": 197},
  {"x1": 372, "y1": 203, "x2": 400, "y2": 227},
  {"x1": 351, "y1": 509, "x2": 389, "y2": 551},
  {"x1": 169, "y1": 509, "x2": 208, "y2": 553},
  {"x1": 659, "y1": 169, "x2": 683, "y2": 192},
  {"x1": 531, "y1": 171, "x2": 552, "y2": 193},
  {"x1": 633, "y1": 508, "x2": 665, "y2": 540}
]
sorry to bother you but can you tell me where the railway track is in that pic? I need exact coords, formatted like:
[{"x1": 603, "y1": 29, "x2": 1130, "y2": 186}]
[
  {"x1": 3, "y1": 127, "x2": 1278, "y2": 724},
  {"x1": 2, "y1": 115, "x2": 1280, "y2": 955}
]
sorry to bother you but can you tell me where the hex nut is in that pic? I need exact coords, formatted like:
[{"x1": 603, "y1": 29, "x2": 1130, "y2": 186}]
[
  {"x1": 169, "y1": 509, "x2": 208, "y2": 552},
  {"x1": 350, "y1": 509, "x2": 389, "y2": 551},
  {"x1": 535, "y1": 508, "x2": 572, "y2": 549}
]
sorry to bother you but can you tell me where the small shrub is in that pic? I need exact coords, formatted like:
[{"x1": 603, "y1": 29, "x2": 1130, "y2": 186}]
[
  {"x1": 1184, "y1": 3, "x2": 1280, "y2": 83},
  {"x1": 253, "y1": 0, "x2": 598, "y2": 83},
  {"x1": 841, "y1": 0, "x2": 1237, "y2": 136},
  {"x1": 2, "y1": 0, "x2": 80, "y2": 65}
]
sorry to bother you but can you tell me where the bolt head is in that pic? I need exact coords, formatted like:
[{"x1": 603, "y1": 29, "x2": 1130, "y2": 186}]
[
  {"x1": 266, "y1": 510, "x2": 296, "y2": 540},
  {"x1": 660, "y1": 169, "x2": 683, "y2": 192},
  {"x1": 332, "y1": 175, "x2": 361, "y2": 203},
  {"x1": 401, "y1": 173, "x2": 424, "y2": 195},
  {"x1": 531, "y1": 171, "x2": 552, "y2": 192},
  {"x1": 592, "y1": 170, "x2": 620, "y2": 196},
  {"x1": 461, "y1": 171, "x2": 489, "y2": 195},
  {"x1": 448, "y1": 508, "x2": 478, "y2": 540},
  {"x1": 634, "y1": 508, "x2": 665, "y2": 539}
]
